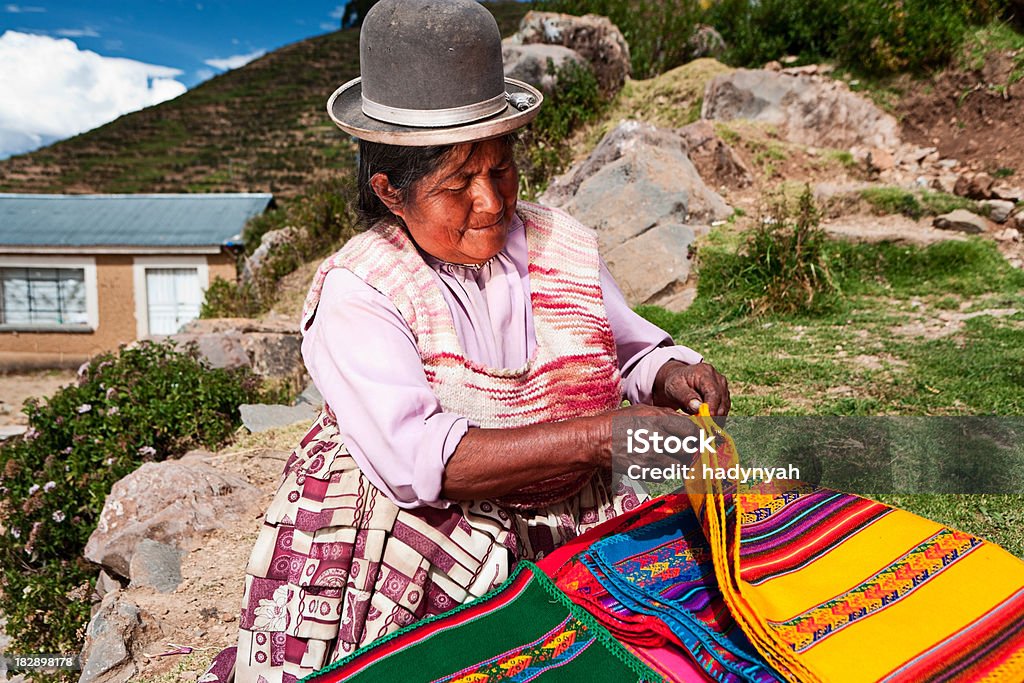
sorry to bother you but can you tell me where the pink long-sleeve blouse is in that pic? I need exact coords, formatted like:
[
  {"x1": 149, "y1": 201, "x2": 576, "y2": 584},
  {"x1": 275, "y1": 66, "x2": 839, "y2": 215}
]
[{"x1": 301, "y1": 213, "x2": 702, "y2": 509}]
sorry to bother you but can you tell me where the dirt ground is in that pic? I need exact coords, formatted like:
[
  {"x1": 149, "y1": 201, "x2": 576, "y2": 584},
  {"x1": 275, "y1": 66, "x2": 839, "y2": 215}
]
[
  {"x1": 0, "y1": 369, "x2": 77, "y2": 430},
  {"x1": 898, "y1": 49, "x2": 1024, "y2": 175}
]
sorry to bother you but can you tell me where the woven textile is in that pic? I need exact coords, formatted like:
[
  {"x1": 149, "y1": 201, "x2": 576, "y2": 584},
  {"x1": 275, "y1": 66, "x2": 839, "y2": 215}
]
[
  {"x1": 581, "y1": 511, "x2": 784, "y2": 683},
  {"x1": 302, "y1": 201, "x2": 624, "y2": 509},
  {"x1": 303, "y1": 562, "x2": 659, "y2": 683},
  {"x1": 685, "y1": 409, "x2": 1024, "y2": 683}
]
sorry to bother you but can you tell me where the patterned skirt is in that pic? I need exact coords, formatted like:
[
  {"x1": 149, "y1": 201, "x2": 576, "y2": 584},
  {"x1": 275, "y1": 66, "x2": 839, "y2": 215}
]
[{"x1": 207, "y1": 410, "x2": 642, "y2": 683}]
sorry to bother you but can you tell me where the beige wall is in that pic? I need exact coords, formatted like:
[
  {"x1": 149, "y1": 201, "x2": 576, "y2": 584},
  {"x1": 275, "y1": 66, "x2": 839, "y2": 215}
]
[{"x1": 0, "y1": 251, "x2": 236, "y2": 369}]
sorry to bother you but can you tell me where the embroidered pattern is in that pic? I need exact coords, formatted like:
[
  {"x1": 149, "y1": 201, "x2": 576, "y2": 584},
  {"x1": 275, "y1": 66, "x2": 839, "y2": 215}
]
[
  {"x1": 770, "y1": 528, "x2": 981, "y2": 652},
  {"x1": 433, "y1": 615, "x2": 595, "y2": 683}
]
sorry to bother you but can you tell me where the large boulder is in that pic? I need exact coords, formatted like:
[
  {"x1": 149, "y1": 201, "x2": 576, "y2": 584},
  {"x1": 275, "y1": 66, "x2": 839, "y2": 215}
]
[
  {"x1": 505, "y1": 11, "x2": 630, "y2": 97},
  {"x1": 702, "y1": 69, "x2": 901, "y2": 150},
  {"x1": 502, "y1": 43, "x2": 588, "y2": 94},
  {"x1": 84, "y1": 458, "x2": 263, "y2": 581},
  {"x1": 169, "y1": 316, "x2": 306, "y2": 385},
  {"x1": 541, "y1": 121, "x2": 730, "y2": 309}
]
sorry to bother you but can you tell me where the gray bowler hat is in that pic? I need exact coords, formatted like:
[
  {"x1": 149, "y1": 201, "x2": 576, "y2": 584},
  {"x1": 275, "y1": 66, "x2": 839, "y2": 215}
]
[{"x1": 327, "y1": 0, "x2": 543, "y2": 146}]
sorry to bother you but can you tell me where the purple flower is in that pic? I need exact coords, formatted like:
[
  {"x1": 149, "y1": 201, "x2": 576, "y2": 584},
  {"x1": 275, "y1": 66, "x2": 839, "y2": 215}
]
[
  {"x1": 10, "y1": 528, "x2": 20, "y2": 539},
  {"x1": 77, "y1": 404, "x2": 92, "y2": 414},
  {"x1": 62, "y1": 446, "x2": 72, "y2": 455},
  {"x1": 27, "y1": 484, "x2": 40, "y2": 495},
  {"x1": 105, "y1": 387, "x2": 117, "y2": 401},
  {"x1": 104, "y1": 458, "x2": 114, "y2": 466},
  {"x1": 52, "y1": 511, "x2": 65, "y2": 523},
  {"x1": 43, "y1": 481, "x2": 56, "y2": 493},
  {"x1": 108, "y1": 406, "x2": 120, "y2": 416},
  {"x1": 24, "y1": 428, "x2": 39, "y2": 441},
  {"x1": 137, "y1": 445, "x2": 157, "y2": 458}
]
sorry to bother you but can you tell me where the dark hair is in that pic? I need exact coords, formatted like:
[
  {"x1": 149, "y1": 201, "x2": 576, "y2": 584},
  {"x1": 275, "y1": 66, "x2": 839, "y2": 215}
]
[{"x1": 356, "y1": 133, "x2": 517, "y2": 229}]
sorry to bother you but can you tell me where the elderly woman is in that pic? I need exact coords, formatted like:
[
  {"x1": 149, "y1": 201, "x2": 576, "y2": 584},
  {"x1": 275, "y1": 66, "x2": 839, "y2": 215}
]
[{"x1": 211, "y1": 1, "x2": 728, "y2": 681}]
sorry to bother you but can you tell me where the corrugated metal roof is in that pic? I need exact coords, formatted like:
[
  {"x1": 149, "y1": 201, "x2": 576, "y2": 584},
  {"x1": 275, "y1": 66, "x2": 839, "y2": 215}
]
[{"x1": 0, "y1": 193, "x2": 274, "y2": 248}]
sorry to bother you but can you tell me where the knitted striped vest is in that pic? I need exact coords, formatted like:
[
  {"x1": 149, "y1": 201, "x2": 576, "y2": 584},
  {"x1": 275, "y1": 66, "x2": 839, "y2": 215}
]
[{"x1": 301, "y1": 201, "x2": 623, "y2": 508}]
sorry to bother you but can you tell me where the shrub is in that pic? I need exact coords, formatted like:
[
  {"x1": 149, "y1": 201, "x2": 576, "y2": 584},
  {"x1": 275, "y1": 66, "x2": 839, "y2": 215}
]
[
  {"x1": 202, "y1": 177, "x2": 358, "y2": 318},
  {"x1": 537, "y1": 0, "x2": 704, "y2": 79},
  {"x1": 0, "y1": 340, "x2": 268, "y2": 660},
  {"x1": 698, "y1": 187, "x2": 837, "y2": 317},
  {"x1": 704, "y1": 0, "x2": 1013, "y2": 76},
  {"x1": 516, "y1": 59, "x2": 606, "y2": 196}
]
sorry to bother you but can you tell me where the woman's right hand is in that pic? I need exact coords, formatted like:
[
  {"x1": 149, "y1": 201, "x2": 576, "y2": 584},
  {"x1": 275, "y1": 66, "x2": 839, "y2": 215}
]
[{"x1": 590, "y1": 404, "x2": 700, "y2": 471}]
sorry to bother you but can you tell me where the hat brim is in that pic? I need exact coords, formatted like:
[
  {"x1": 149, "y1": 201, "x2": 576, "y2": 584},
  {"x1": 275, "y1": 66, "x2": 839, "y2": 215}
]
[{"x1": 327, "y1": 77, "x2": 543, "y2": 146}]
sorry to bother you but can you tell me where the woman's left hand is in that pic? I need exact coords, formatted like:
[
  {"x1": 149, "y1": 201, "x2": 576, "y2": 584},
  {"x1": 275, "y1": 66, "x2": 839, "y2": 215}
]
[{"x1": 653, "y1": 361, "x2": 731, "y2": 416}]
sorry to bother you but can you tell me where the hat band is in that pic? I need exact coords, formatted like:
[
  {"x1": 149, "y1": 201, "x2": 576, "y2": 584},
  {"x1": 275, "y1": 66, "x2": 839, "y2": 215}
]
[{"x1": 361, "y1": 91, "x2": 508, "y2": 128}]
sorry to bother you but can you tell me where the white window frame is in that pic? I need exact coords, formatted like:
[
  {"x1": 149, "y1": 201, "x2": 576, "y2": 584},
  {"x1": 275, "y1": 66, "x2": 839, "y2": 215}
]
[
  {"x1": 0, "y1": 255, "x2": 99, "y2": 332},
  {"x1": 132, "y1": 255, "x2": 209, "y2": 338}
]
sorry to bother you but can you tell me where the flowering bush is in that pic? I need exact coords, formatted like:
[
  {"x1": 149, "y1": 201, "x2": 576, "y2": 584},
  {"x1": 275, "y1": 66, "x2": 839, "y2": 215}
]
[{"x1": 0, "y1": 340, "x2": 267, "y2": 659}]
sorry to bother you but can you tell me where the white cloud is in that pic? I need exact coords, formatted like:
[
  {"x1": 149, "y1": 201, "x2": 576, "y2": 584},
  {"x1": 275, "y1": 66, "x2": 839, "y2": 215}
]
[
  {"x1": 55, "y1": 27, "x2": 100, "y2": 38},
  {"x1": 195, "y1": 67, "x2": 215, "y2": 82},
  {"x1": 0, "y1": 31, "x2": 187, "y2": 159},
  {"x1": 328, "y1": 5, "x2": 344, "y2": 20},
  {"x1": 319, "y1": 21, "x2": 335, "y2": 31},
  {"x1": 203, "y1": 48, "x2": 265, "y2": 71},
  {"x1": 5, "y1": 4, "x2": 46, "y2": 12}
]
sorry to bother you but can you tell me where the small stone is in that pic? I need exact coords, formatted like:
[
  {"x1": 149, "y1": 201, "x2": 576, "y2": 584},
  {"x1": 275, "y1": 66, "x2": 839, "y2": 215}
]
[
  {"x1": 982, "y1": 199, "x2": 1016, "y2": 224},
  {"x1": 991, "y1": 183, "x2": 1024, "y2": 203},
  {"x1": 931, "y1": 174, "x2": 959, "y2": 194},
  {"x1": 933, "y1": 210, "x2": 989, "y2": 234},
  {"x1": 954, "y1": 172, "x2": 995, "y2": 200},
  {"x1": 221, "y1": 613, "x2": 237, "y2": 623},
  {"x1": 994, "y1": 227, "x2": 1021, "y2": 242},
  {"x1": 867, "y1": 148, "x2": 895, "y2": 173},
  {"x1": 239, "y1": 403, "x2": 319, "y2": 433}
]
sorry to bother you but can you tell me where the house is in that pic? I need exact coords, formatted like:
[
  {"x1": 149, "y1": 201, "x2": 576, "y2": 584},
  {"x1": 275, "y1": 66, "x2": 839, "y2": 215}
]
[{"x1": 0, "y1": 193, "x2": 274, "y2": 369}]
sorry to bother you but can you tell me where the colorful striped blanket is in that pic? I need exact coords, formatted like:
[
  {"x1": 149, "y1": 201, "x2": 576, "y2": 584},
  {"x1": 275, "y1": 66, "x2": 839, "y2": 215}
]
[{"x1": 683, "y1": 407, "x2": 1024, "y2": 682}]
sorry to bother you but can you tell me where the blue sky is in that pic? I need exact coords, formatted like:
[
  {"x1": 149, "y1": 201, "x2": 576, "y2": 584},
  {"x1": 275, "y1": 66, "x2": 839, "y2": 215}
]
[{"x1": 0, "y1": 1, "x2": 350, "y2": 158}]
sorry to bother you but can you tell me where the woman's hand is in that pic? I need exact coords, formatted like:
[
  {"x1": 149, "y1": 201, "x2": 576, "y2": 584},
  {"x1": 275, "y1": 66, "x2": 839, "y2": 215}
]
[{"x1": 652, "y1": 361, "x2": 731, "y2": 416}]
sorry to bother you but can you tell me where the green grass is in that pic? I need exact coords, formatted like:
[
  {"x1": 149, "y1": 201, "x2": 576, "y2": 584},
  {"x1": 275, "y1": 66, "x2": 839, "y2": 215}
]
[
  {"x1": 859, "y1": 187, "x2": 981, "y2": 220},
  {"x1": 639, "y1": 233, "x2": 1024, "y2": 556}
]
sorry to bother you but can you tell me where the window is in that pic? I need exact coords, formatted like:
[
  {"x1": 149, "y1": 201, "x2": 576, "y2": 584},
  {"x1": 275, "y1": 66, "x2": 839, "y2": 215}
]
[{"x1": 0, "y1": 267, "x2": 89, "y2": 327}]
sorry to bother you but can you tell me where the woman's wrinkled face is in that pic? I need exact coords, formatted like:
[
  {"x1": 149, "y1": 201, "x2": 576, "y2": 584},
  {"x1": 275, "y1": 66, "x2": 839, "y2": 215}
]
[{"x1": 375, "y1": 138, "x2": 519, "y2": 265}]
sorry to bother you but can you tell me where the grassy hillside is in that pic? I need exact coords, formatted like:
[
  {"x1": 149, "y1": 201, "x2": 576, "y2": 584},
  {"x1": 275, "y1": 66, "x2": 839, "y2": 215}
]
[{"x1": 0, "y1": 2, "x2": 529, "y2": 199}]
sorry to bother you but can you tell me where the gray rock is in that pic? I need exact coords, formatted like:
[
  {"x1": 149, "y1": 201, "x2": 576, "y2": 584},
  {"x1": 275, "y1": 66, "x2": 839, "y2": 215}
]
[
  {"x1": 170, "y1": 317, "x2": 306, "y2": 385},
  {"x1": 702, "y1": 68, "x2": 901, "y2": 150},
  {"x1": 991, "y1": 183, "x2": 1024, "y2": 203},
  {"x1": 94, "y1": 569, "x2": 124, "y2": 602},
  {"x1": 687, "y1": 24, "x2": 725, "y2": 60},
  {"x1": 241, "y1": 332, "x2": 304, "y2": 383},
  {"x1": 128, "y1": 540, "x2": 183, "y2": 593},
  {"x1": 294, "y1": 382, "x2": 323, "y2": 409},
  {"x1": 79, "y1": 591, "x2": 159, "y2": 683},
  {"x1": 933, "y1": 210, "x2": 990, "y2": 234},
  {"x1": 502, "y1": 43, "x2": 586, "y2": 93},
  {"x1": 605, "y1": 223, "x2": 705, "y2": 305},
  {"x1": 954, "y1": 173, "x2": 995, "y2": 200},
  {"x1": 506, "y1": 11, "x2": 630, "y2": 96},
  {"x1": 982, "y1": 199, "x2": 1016, "y2": 224},
  {"x1": 85, "y1": 460, "x2": 262, "y2": 580},
  {"x1": 541, "y1": 121, "x2": 729, "y2": 310},
  {"x1": 241, "y1": 226, "x2": 302, "y2": 285},
  {"x1": 240, "y1": 403, "x2": 319, "y2": 433}
]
